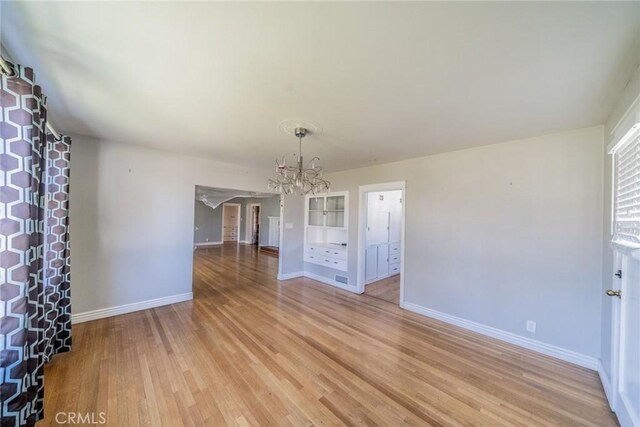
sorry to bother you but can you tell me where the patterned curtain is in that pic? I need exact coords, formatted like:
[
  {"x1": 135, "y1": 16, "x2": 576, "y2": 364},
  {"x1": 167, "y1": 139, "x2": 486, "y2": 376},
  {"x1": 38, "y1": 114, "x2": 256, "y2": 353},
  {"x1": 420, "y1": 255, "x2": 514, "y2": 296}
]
[
  {"x1": 0, "y1": 64, "x2": 72, "y2": 426},
  {"x1": 43, "y1": 133, "x2": 72, "y2": 360}
]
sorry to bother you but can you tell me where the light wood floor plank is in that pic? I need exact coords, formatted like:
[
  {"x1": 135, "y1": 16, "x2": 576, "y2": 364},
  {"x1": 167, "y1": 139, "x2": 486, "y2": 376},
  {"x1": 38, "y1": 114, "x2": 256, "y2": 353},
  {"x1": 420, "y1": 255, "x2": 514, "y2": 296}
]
[
  {"x1": 364, "y1": 275, "x2": 400, "y2": 304},
  {"x1": 42, "y1": 244, "x2": 616, "y2": 426}
]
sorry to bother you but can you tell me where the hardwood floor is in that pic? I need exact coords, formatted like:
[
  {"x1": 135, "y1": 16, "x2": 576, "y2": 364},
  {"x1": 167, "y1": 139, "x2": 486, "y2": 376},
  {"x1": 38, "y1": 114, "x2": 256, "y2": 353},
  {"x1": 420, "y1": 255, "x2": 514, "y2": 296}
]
[
  {"x1": 42, "y1": 245, "x2": 616, "y2": 426},
  {"x1": 364, "y1": 275, "x2": 400, "y2": 304},
  {"x1": 259, "y1": 245, "x2": 279, "y2": 256}
]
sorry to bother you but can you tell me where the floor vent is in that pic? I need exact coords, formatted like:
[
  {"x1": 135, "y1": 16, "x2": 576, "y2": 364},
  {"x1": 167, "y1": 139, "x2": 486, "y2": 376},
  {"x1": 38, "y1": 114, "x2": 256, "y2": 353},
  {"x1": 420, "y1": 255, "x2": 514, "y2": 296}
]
[{"x1": 335, "y1": 275, "x2": 348, "y2": 285}]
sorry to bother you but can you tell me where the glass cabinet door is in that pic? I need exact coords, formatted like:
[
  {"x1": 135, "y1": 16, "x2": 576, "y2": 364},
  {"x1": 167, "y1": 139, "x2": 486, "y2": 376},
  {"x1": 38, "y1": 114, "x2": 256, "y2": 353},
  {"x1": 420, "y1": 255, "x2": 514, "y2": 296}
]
[
  {"x1": 309, "y1": 197, "x2": 325, "y2": 211},
  {"x1": 326, "y1": 196, "x2": 344, "y2": 211},
  {"x1": 308, "y1": 197, "x2": 325, "y2": 226},
  {"x1": 325, "y1": 195, "x2": 345, "y2": 228}
]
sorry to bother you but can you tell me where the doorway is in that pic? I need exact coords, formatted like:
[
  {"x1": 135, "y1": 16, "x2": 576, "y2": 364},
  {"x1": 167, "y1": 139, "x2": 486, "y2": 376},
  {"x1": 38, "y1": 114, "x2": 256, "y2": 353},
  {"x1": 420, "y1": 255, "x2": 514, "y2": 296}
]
[
  {"x1": 357, "y1": 182, "x2": 406, "y2": 305},
  {"x1": 246, "y1": 203, "x2": 261, "y2": 245},
  {"x1": 192, "y1": 186, "x2": 283, "y2": 292},
  {"x1": 222, "y1": 203, "x2": 241, "y2": 243}
]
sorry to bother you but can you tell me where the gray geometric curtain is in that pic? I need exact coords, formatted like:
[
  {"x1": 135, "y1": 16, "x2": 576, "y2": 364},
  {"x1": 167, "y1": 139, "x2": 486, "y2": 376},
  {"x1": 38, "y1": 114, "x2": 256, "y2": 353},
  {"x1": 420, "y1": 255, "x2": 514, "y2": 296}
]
[
  {"x1": 42, "y1": 133, "x2": 72, "y2": 361},
  {"x1": 0, "y1": 63, "x2": 72, "y2": 426}
]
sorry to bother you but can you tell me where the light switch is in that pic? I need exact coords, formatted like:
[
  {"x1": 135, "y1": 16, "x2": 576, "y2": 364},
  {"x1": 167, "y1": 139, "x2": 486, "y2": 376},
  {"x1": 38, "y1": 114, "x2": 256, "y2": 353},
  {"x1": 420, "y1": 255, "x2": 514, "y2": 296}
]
[{"x1": 285, "y1": 222, "x2": 294, "y2": 229}]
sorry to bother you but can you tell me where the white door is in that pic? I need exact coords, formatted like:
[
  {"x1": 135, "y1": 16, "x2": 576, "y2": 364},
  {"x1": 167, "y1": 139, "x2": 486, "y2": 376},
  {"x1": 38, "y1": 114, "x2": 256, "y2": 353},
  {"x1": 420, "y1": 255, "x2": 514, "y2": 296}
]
[
  {"x1": 365, "y1": 247, "x2": 378, "y2": 282},
  {"x1": 609, "y1": 250, "x2": 640, "y2": 427},
  {"x1": 367, "y1": 210, "x2": 389, "y2": 245},
  {"x1": 268, "y1": 216, "x2": 280, "y2": 247},
  {"x1": 377, "y1": 244, "x2": 389, "y2": 278},
  {"x1": 607, "y1": 115, "x2": 640, "y2": 426}
]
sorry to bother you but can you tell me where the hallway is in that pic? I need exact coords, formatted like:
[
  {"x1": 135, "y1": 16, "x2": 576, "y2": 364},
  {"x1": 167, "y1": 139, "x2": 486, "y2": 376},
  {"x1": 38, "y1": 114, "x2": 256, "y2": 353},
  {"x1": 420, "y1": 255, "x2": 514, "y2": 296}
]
[{"x1": 41, "y1": 245, "x2": 616, "y2": 426}]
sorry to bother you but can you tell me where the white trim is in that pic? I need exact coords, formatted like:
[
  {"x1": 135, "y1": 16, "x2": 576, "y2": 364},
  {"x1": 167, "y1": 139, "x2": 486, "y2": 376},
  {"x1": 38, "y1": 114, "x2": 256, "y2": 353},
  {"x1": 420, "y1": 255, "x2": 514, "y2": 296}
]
[
  {"x1": 194, "y1": 241, "x2": 223, "y2": 247},
  {"x1": 610, "y1": 241, "x2": 640, "y2": 260},
  {"x1": 616, "y1": 395, "x2": 637, "y2": 427},
  {"x1": 357, "y1": 181, "x2": 406, "y2": 305},
  {"x1": 304, "y1": 271, "x2": 357, "y2": 292},
  {"x1": 607, "y1": 121, "x2": 640, "y2": 154},
  {"x1": 72, "y1": 292, "x2": 193, "y2": 324},
  {"x1": 598, "y1": 360, "x2": 614, "y2": 410},
  {"x1": 401, "y1": 301, "x2": 598, "y2": 370},
  {"x1": 277, "y1": 271, "x2": 304, "y2": 281}
]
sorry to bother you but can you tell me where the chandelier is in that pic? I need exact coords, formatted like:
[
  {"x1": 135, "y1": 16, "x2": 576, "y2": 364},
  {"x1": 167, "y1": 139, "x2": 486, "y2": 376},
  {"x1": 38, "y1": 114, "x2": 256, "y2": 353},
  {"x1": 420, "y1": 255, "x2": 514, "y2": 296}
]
[{"x1": 268, "y1": 127, "x2": 331, "y2": 195}]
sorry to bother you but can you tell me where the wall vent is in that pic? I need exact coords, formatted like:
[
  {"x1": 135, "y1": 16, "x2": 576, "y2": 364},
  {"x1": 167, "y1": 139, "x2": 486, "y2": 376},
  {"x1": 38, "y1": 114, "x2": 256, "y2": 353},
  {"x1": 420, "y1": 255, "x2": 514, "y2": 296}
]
[{"x1": 335, "y1": 275, "x2": 348, "y2": 284}]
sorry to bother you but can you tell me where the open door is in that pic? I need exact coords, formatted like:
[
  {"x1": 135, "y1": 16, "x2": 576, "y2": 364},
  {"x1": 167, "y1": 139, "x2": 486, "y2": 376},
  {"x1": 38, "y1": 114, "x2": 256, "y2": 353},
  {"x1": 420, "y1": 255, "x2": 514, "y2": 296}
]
[
  {"x1": 607, "y1": 250, "x2": 640, "y2": 427},
  {"x1": 606, "y1": 116, "x2": 640, "y2": 427}
]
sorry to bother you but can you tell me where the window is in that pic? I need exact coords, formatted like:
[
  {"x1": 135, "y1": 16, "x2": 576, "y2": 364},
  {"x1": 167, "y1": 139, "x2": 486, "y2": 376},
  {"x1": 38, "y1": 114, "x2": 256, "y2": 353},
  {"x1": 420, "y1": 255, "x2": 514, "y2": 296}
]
[{"x1": 612, "y1": 123, "x2": 640, "y2": 247}]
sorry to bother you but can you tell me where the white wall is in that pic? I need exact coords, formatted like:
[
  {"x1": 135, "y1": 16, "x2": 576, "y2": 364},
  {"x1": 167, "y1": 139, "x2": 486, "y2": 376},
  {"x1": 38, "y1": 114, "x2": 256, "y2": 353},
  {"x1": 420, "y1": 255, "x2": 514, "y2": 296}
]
[
  {"x1": 601, "y1": 64, "x2": 640, "y2": 379},
  {"x1": 325, "y1": 126, "x2": 604, "y2": 358},
  {"x1": 278, "y1": 195, "x2": 304, "y2": 277},
  {"x1": 69, "y1": 134, "x2": 270, "y2": 315}
]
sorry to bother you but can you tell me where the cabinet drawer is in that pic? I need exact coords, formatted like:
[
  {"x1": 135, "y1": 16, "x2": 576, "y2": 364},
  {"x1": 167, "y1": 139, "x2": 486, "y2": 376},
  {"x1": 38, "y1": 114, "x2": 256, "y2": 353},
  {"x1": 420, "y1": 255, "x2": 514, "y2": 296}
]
[
  {"x1": 389, "y1": 254, "x2": 400, "y2": 264},
  {"x1": 304, "y1": 253, "x2": 319, "y2": 263},
  {"x1": 321, "y1": 257, "x2": 347, "y2": 271},
  {"x1": 305, "y1": 245, "x2": 319, "y2": 253},
  {"x1": 389, "y1": 263, "x2": 400, "y2": 275},
  {"x1": 304, "y1": 253, "x2": 347, "y2": 272},
  {"x1": 321, "y1": 247, "x2": 347, "y2": 260},
  {"x1": 389, "y1": 243, "x2": 400, "y2": 254}
]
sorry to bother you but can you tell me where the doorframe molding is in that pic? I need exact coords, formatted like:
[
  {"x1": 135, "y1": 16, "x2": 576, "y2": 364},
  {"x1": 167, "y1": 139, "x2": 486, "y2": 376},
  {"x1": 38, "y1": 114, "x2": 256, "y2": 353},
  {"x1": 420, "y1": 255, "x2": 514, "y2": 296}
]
[
  {"x1": 221, "y1": 203, "x2": 241, "y2": 242},
  {"x1": 356, "y1": 181, "x2": 406, "y2": 305}
]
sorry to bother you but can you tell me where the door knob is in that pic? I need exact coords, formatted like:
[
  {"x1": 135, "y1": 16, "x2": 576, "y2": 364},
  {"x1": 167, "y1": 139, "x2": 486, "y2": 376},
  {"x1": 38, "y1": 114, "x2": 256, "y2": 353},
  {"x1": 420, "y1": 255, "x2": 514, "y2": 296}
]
[{"x1": 606, "y1": 290, "x2": 622, "y2": 298}]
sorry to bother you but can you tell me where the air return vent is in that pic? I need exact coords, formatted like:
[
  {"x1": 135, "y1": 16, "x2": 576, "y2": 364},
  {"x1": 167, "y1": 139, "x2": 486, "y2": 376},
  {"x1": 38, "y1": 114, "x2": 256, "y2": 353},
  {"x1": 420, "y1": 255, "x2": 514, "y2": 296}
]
[{"x1": 335, "y1": 275, "x2": 348, "y2": 285}]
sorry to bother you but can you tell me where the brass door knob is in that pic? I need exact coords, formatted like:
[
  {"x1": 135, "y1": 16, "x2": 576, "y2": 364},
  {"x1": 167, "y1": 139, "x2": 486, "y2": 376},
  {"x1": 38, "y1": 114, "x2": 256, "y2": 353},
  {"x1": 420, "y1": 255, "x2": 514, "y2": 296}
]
[{"x1": 606, "y1": 290, "x2": 622, "y2": 298}]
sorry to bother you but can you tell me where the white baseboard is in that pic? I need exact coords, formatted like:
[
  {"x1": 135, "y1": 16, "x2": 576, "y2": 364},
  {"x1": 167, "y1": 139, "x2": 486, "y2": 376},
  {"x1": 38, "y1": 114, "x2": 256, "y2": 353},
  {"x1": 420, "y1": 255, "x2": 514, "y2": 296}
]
[
  {"x1": 598, "y1": 360, "x2": 614, "y2": 410},
  {"x1": 401, "y1": 301, "x2": 598, "y2": 370},
  {"x1": 194, "y1": 241, "x2": 223, "y2": 247},
  {"x1": 277, "y1": 271, "x2": 304, "y2": 281},
  {"x1": 72, "y1": 292, "x2": 193, "y2": 324},
  {"x1": 303, "y1": 271, "x2": 356, "y2": 293}
]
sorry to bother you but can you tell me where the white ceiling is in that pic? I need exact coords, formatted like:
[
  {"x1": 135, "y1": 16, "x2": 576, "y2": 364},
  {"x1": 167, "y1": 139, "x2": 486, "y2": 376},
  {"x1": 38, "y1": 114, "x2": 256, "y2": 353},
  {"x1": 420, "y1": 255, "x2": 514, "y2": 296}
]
[{"x1": 2, "y1": 1, "x2": 639, "y2": 172}]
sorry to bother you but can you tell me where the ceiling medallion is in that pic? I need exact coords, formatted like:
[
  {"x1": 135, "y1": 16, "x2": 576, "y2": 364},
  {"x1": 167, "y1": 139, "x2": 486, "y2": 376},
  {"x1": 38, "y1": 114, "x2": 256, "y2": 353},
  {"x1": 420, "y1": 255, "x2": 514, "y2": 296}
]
[{"x1": 267, "y1": 127, "x2": 331, "y2": 195}]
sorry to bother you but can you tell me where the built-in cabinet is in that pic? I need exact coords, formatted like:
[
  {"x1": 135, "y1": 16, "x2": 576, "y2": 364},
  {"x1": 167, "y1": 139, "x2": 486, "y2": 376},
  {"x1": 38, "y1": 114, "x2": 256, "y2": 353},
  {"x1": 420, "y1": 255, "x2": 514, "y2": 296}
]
[
  {"x1": 304, "y1": 192, "x2": 349, "y2": 272},
  {"x1": 223, "y1": 204, "x2": 240, "y2": 242},
  {"x1": 365, "y1": 191, "x2": 402, "y2": 283},
  {"x1": 365, "y1": 242, "x2": 400, "y2": 283}
]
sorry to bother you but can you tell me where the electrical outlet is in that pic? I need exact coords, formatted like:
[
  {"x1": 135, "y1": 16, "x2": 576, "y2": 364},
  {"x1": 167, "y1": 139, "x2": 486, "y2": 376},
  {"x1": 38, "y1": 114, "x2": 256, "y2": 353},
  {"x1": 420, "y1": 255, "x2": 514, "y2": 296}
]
[
  {"x1": 526, "y1": 320, "x2": 536, "y2": 334},
  {"x1": 205, "y1": 238, "x2": 209, "y2": 242}
]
